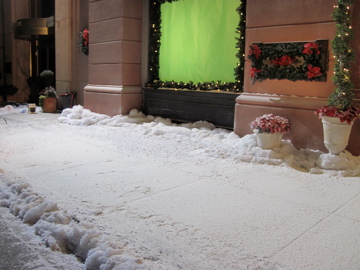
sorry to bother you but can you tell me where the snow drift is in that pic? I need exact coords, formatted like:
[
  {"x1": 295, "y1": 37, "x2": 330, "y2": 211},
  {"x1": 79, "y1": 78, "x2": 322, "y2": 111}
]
[
  {"x1": 0, "y1": 180, "x2": 146, "y2": 270},
  {"x1": 58, "y1": 105, "x2": 360, "y2": 176}
]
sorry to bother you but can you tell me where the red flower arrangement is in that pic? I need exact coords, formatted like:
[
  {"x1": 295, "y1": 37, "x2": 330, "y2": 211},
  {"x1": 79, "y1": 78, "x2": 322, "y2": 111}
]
[
  {"x1": 83, "y1": 29, "x2": 89, "y2": 46},
  {"x1": 250, "y1": 67, "x2": 261, "y2": 78},
  {"x1": 248, "y1": 41, "x2": 325, "y2": 83},
  {"x1": 271, "y1": 55, "x2": 295, "y2": 66},
  {"x1": 250, "y1": 114, "x2": 291, "y2": 134},
  {"x1": 79, "y1": 29, "x2": 89, "y2": 55},
  {"x1": 315, "y1": 106, "x2": 360, "y2": 125},
  {"x1": 302, "y1": 42, "x2": 320, "y2": 55},
  {"x1": 306, "y1": 64, "x2": 322, "y2": 79},
  {"x1": 248, "y1": 44, "x2": 262, "y2": 60}
]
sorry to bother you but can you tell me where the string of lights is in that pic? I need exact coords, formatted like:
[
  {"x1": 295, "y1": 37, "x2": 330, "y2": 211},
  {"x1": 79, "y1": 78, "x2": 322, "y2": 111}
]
[{"x1": 329, "y1": 0, "x2": 355, "y2": 110}]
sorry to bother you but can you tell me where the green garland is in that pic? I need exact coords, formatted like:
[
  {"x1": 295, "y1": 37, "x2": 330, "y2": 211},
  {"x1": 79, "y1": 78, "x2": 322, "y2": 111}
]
[
  {"x1": 146, "y1": 0, "x2": 246, "y2": 92},
  {"x1": 248, "y1": 41, "x2": 328, "y2": 83},
  {"x1": 147, "y1": 1, "x2": 162, "y2": 83},
  {"x1": 328, "y1": 0, "x2": 355, "y2": 111},
  {"x1": 234, "y1": 0, "x2": 246, "y2": 90},
  {"x1": 150, "y1": 80, "x2": 239, "y2": 91}
]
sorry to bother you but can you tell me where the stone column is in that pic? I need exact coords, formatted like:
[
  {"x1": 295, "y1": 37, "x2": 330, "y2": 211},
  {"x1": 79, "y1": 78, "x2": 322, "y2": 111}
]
[
  {"x1": 77, "y1": 0, "x2": 89, "y2": 105},
  {"x1": 55, "y1": 0, "x2": 89, "y2": 105},
  {"x1": 0, "y1": 1, "x2": 4, "y2": 90},
  {"x1": 7, "y1": 0, "x2": 31, "y2": 103},
  {"x1": 55, "y1": 0, "x2": 73, "y2": 94},
  {"x1": 349, "y1": 0, "x2": 360, "y2": 155},
  {"x1": 84, "y1": 0, "x2": 143, "y2": 116}
]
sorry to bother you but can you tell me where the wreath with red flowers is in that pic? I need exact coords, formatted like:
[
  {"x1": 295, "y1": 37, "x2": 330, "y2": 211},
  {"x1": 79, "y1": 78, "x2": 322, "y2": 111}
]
[
  {"x1": 79, "y1": 29, "x2": 89, "y2": 55},
  {"x1": 248, "y1": 41, "x2": 328, "y2": 84}
]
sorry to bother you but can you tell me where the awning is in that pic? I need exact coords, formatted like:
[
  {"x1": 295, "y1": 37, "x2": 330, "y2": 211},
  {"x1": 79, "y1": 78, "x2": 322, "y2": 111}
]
[{"x1": 15, "y1": 16, "x2": 54, "y2": 40}]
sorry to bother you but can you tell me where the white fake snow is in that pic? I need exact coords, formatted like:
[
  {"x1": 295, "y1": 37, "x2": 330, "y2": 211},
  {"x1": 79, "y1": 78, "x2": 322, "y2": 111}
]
[
  {"x1": 1, "y1": 104, "x2": 360, "y2": 270},
  {"x1": 57, "y1": 106, "x2": 360, "y2": 176}
]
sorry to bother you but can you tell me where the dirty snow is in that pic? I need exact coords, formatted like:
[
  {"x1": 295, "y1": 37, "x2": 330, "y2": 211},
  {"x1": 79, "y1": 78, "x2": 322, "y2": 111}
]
[{"x1": 1, "y1": 105, "x2": 360, "y2": 270}]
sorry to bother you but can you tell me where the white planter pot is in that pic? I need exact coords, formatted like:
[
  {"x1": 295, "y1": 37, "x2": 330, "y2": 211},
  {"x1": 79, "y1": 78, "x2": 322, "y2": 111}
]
[
  {"x1": 321, "y1": 116, "x2": 354, "y2": 155},
  {"x1": 256, "y1": 132, "x2": 283, "y2": 149}
]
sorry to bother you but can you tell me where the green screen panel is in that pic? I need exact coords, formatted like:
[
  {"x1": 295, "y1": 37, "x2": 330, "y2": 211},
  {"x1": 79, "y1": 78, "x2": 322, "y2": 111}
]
[{"x1": 159, "y1": 0, "x2": 239, "y2": 83}]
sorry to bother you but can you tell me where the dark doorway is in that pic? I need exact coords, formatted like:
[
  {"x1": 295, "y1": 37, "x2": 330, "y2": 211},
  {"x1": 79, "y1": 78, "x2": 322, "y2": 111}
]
[
  {"x1": 30, "y1": 0, "x2": 55, "y2": 77},
  {"x1": 26, "y1": 0, "x2": 55, "y2": 103}
]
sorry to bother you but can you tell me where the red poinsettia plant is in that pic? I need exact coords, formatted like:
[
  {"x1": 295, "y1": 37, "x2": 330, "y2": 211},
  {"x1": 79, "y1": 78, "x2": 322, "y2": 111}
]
[
  {"x1": 315, "y1": 106, "x2": 360, "y2": 125},
  {"x1": 302, "y1": 42, "x2": 320, "y2": 55},
  {"x1": 250, "y1": 67, "x2": 261, "y2": 79},
  {"x1": 250, "y1": 114, "x2": 291, "y2": 134},
  {"x1": 306, "y1": 64, "x2": 322, "y2": 79},
  {"x1": 248, "y1": 44, "x2": 262, "y2": 60},
  {"x1": 248, "y1": 41, "x2": 325, "y2": 83},
  {"x1": 271, "y1": 55, "x2": 295, "y2": 66}
]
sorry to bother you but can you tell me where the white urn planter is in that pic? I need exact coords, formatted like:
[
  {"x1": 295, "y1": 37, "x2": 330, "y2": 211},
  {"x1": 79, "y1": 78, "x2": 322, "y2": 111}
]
[
  {"x1": 256, "y1": 133, "x2": 283, "y2": 150},
  {"x1": 321, "y1": 116, "x2": 354, "y2": 155}
]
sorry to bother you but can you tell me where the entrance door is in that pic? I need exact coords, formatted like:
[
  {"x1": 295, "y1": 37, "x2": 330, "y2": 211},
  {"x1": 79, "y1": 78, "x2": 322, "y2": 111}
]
[{"x1": 28, "y1": 0, "x2": 55, "y2": 102}]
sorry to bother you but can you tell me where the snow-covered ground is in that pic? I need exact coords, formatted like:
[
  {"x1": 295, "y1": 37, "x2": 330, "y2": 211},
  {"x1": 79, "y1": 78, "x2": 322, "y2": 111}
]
[
  {"x1": 0, "y1": 207, "x2": 83, "y2": 269},
  {"x1": 0, "y1": 105, "x2": 360, "y2": 270}
]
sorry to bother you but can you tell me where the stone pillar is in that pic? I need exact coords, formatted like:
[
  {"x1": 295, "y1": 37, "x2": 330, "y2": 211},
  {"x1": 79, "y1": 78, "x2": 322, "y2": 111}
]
[
  {"x1": 56, "y1": 0, "x2": 88, "y2": 106},
  {"x1": 84, "y1": 0, "x2": 143, "y2": 116},
  {"x1": 233, "y1": 0, "x2": 358, "y2": 153},
  {"x1": 6, "y1": 0, "x2": 31, "y2": 103},
  {"x1": 349, "y1": 0, "x2": 360, "y2": 156},
  {"x1": 0, "y1": 1, "x2": 4, "y2": 91},
  {"x1": 76, "y1": 0, "x2": 89, "y2": 105},
  {"x1": 55, "y1": 0, "x2": 73, "y2": 94}
]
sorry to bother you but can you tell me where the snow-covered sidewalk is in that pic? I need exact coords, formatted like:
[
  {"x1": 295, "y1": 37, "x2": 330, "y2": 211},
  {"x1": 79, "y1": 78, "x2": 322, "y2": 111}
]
[{"x1": 1, "y1": 105, "x2": 360, "y2": 269}]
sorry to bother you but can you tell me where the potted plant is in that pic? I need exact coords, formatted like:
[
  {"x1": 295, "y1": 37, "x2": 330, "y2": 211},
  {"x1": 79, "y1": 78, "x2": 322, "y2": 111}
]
[
  {"x1": 39, "y1": 70, "x2": 57, "y2": 113},
  {"x1": 315, "y1": 0, "x2": 360, "y2": 154},
  {"x1": 250, "y1": 113, "x2": 291, "y2": 149}
]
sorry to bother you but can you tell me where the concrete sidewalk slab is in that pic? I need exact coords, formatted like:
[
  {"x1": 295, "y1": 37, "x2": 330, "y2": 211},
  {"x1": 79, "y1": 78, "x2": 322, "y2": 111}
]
[{"x1": 272, "y1": 215, "x2": 360, "y2": 269}]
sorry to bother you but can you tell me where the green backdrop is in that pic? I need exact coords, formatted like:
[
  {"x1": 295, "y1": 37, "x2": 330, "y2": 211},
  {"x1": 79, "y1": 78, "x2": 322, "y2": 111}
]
[{"x1": 159, "y1": 0, "x2": 239, "y2": 83}]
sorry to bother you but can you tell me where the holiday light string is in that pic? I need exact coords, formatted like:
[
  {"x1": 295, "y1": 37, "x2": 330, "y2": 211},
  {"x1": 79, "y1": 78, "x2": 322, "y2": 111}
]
[
  {"x1": 315, "y1": 0, "x2": 359, "y2": 124},
  {"x1": 329, "y1": 0, "x2": 356, "y2": 110},
  {"x1": 234, "y1": 0, "x2": 246, "y2": 90}
]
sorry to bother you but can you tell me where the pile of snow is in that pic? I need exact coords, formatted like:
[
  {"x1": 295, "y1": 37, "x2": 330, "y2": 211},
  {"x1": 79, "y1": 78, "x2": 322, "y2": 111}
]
[
  {"x1": 58, "y1": 105, "x2": 153, "y2": 126},
  {"x1": 58, "y1": 106, "x2": 360, "y2": 176},
  {"x1": 0, "y1": 104, "x2": 30, "y2": 115},
  {"x1": 0, "y1": 104, "x2": 42, "y2": 116},
  {"x1": 0, "y1": 104, "x2": 15, "y2": 114},
  {"x1": 0, "y1": 180, "x2": 152, "y2": 270}
]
